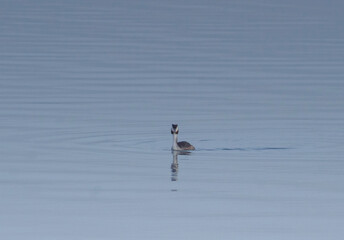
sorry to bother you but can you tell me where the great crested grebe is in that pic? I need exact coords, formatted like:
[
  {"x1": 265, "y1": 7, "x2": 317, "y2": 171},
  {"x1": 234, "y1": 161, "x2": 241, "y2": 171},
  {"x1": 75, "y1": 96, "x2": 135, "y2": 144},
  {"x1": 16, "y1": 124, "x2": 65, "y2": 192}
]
[{"x1": 171, "y1": 124, "x2": 195, "y2": 151}]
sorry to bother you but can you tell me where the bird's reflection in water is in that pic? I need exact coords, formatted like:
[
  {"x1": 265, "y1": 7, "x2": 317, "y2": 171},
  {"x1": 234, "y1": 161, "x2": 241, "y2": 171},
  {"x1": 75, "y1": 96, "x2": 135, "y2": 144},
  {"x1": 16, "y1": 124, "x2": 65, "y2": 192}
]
[{"x1": 171, "y1": 150, "x2": 191, "y2": 182}]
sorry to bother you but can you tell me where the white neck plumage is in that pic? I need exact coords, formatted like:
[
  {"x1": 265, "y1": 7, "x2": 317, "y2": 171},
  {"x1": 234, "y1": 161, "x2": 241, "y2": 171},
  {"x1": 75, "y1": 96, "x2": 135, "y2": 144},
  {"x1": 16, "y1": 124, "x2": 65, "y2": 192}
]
[{"x1": 172, "y1": 133, "x2": 179, "y2": 150}]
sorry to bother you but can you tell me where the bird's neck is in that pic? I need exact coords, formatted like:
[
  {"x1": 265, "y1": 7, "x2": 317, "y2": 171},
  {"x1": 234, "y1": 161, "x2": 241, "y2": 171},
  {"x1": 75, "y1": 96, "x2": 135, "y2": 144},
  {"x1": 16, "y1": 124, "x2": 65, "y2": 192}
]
[{"x1": 172, "y1": 134, "x2": 178, "y2": 150}]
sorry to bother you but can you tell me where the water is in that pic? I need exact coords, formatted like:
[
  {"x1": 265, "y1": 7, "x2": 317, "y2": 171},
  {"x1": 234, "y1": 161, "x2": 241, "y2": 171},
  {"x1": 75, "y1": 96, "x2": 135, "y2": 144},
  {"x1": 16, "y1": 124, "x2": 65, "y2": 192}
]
[{"x1": 1, "y1": 1, "x2": 344, "y2": 239}]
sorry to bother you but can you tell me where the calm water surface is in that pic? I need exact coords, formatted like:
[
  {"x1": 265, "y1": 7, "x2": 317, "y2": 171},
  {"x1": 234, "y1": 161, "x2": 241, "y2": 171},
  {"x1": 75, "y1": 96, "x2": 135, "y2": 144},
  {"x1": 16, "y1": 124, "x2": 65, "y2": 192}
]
[{"x1": 1, "y1": 1, "x2": 344, "y2": 239}]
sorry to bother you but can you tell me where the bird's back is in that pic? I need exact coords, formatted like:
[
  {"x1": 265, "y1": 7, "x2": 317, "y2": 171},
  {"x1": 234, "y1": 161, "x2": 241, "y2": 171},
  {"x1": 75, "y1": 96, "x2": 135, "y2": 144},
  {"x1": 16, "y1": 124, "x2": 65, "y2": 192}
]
[{"x1": 177, "y1": 141, "x2": 195, "y2": 150}]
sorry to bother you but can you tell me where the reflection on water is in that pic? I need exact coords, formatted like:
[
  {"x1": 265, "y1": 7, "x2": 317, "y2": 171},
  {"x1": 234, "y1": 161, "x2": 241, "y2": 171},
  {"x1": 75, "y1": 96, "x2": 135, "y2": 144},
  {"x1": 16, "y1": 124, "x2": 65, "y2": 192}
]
[
  {"x1": 171, "y1": 151, "x2": 192, "y2": 182},
  {"x1": 171, "y1": 151, "x2": 179, "y2": 182}
]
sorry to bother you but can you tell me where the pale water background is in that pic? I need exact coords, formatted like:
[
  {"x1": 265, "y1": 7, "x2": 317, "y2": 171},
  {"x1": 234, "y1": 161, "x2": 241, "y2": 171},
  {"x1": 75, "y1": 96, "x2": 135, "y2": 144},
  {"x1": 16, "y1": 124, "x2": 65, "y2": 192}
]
[{"x1": 1, "y1": 0, "x2": 344, "y2": 239}]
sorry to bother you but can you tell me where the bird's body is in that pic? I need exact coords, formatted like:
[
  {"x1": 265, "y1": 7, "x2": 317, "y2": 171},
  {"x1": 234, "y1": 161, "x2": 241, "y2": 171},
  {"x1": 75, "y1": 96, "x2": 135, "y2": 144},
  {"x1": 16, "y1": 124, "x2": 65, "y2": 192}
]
[{"x1": 171, "y1": 124, "x2": 195, "y2": 151}]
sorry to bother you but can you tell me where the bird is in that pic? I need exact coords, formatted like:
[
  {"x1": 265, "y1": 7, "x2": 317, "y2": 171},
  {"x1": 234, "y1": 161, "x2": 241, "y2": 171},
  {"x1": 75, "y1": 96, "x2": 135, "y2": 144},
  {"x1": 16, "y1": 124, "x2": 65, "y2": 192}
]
[{"x1": 171, "y1": 124, "x2": 195, "y2": 151}]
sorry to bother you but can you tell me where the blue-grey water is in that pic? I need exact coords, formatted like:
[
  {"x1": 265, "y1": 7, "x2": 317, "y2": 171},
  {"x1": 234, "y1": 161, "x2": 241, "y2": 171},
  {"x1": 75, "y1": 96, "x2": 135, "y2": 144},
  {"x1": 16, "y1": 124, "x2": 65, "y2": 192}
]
[{"x1": 1, "y1": 1, "x2": 344, "y2": 239}]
